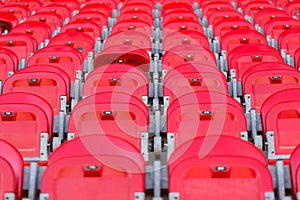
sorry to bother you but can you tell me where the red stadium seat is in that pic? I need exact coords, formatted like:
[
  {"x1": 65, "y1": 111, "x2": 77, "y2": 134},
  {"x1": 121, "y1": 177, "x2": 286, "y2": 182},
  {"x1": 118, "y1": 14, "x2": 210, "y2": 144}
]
[
  {"x1": 120, "y1": 3, "x2": 153, "y2": 15},
  {"x1": 38, "y1": 4, "x2": 71, "y2": 20},
  {"x1": 0, "y1": 139, "x2": 23, "y2": 200},
  {"x1": 162, "y1": 44, "x2": 216, "y2": 70},
  {"x1": 0, "y1": 92, "x2": 53, "y2": 160},
  {"x1": 104, "y1": 31, "x2": 152, "y2": 51},
  {"x1": 202, "y1": 1, "x2": 235, "y2": 17},
  {"x1": 213, "y1": 18, "x2": 255, "y2": 38},
  {"x1": 0, "y1": 33, "x2": 38, "y2": 61},
  {"x1": 71, "y1": 11, "x2": 108, "y2": 27},
  {"x1": 40, "y1": 135, "x2": 145, "y2": 200},
  {"x1": 162, "y1": 2, "x2": 193, "y2": 17},
  {"x1": 83, "y1": 64, "x2": 148, "y2": 99},
  {"x1": 290, "y1": 144, "x2": 300, "y2": 198},
  {"x1": 206, "y1": 10, "x2": 244, "y2": 26},
  {"x1": 8, "y1": 0, "x2": 42, "y2": 12},
  {"x1": 0, "y1": 12, "x2": 18, "y2": 33},
  {"x1": 3, "y1": 65, "x2": 71, "y2": 115},
  {"x1": 242, "y1": 63, "x2": 300, "y2": 112},
  {"x1": 261, "y1": 88, "x2": 300, "y2": 158},
  {"x1": 60, "y1": 20, "x2": 102, "y2": 40},
  {"x1": 254, "y1": 8, "x2": 289, "y2": 28},
  {"x1": 94, "y1": 44, "x2": 150, "y2": 71},
  {"x1": 110, "y1": 19, "x2": 152, "y2": 37},
  {"x1": 284, "y1": 1, "x2": 300, "y2": 19},
  {"x1": 278, "y1": 27, "x2": 300, "y2": 58},
  {"x1": 220, "y1": 29, "x2": 268, "y2": 53},
  {"x1": 68, "y1": 91, "x2": 149, "y2": 151},
  {"x1": 43, "y1": 1, "x2": 80, "y2": 11},
  {"x1": 169, "y1": 135, "x2": 274, "y2": 200},
  {"x1": 0, "y1": 5, "x2": 30, "y2": 21},
  {"x1": 163, "y1": 30, "x2": 210, "y2": 51},
  {"x1": 164, "y1": 20, "x2": 204, "y2": 34},
  {"x1": 0, "y1": 47, "x2": 18, "y2": 84},
  {"x1": 167, "y1": 91, "x2": 247, "y2": 148},
  {"x1": 48, "y1": 31, "x2": 94, "y2": 58},
  {"x1": 27, "y1": 11, "x2": 63, "y2": 32},
  {"x1": 243, "y1": 1, "x2": 276, "y2": 18},
  {"x1": 164, "y1": 63, "x2": 228, "y2": 103},
  {"x1": 228, "y1": 44, "x2": 284, "y2": 81},
  {"x1": 264, "y1": 17, "x2": 300, "y2": 41},
  {"x1": 118, "y1": 11, "x2": 153, "y2": 25},
  {"x1": 10, "y1": 21, "x2": 52, "y2": 46},
  {"x1": 163, "y1": 11, "x2": 199, "y2": 26},
  {"x1": 80, "y1": 3, "x2": 112, "y2": 17},
  {"x1": 28, "y1": 45, "x2": 84, "y2": 82}
]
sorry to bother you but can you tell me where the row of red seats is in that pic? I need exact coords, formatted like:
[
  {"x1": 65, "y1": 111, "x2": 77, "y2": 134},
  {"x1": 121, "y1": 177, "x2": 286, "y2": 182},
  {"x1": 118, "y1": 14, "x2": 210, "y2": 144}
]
[
  {"x1": 163, "y1": 0, "x2": 300, "y2": 199},
  {"x1": 205, "y1": 0, "x2": 300, "y2": 151},
  {"x1": 41, "y1": 0, "x2": 154, "y2": 199},
  {"x1": 0, "y1": 0, "x2": 299, "y2": 199},
  {"x1": 0, "y1": 1, "x2": 119, "y2": 199},
  {"x1": 157, "y1": 1, "x2": 275, "y2": 199}
]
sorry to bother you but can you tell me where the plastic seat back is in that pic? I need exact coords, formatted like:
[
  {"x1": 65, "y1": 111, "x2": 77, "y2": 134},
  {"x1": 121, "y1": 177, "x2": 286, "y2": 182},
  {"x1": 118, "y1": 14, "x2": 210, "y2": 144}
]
[
  {"x1": 290, "y1": 145, "x2": 300, "y2": 198},
  {"x1": 0, "y1": 92, "x2": 53, "y2": 159},
  {"x1": 83, "y1": 64, "x2": 148, "y2": 99},
  {"x1": 164, "y1": 63, "x2": 228, "y2": 103},
  {"x1": 3, "y1": 65, "x2": 70, "y2": 115},
  {"x1": 169, "y1": 135, "x2": 273, "y2": 200},
  {"x1": 163, "y1": 30, "x2": 210, "y2": 51},
  {"x1": 228, "y1": 44, "x2": 284, "y2": 81},
  {"x1": 243, "y1": 63, "x2": 300, "y2": 112},
  {"x1": 40, "y1": 134, "x2": 145, "y2": 200},
  {"x1": 28, "y1": 45, "x2": 84, "y2": 82},
  {"x1": 94, "y1": 44, "x2": 150, "y2": 71},
  {"x1": 0, "y1": 139, "x2": 23, "y2": 200},
  {"x1": 261, "y1": 88, "x2": 300, "y2": 155},
  {"x1": 162, "y1": 44, "x2": 217, "y2": 69},
  {"x1": 0, "y1": 47, "x2": 18, "y2": 84},
  {"x1": 48, "y1": 31, "x2": 94, "y2": 58},
  {"x1": 167, "y1": 91, "x2": 247, "y2": 148},
  {"x1": 221, "y1": 29, "x2": 268, "y2": 53},
  {"x1": 68, "y1": 91, "x2": 149, "y2": 150}
]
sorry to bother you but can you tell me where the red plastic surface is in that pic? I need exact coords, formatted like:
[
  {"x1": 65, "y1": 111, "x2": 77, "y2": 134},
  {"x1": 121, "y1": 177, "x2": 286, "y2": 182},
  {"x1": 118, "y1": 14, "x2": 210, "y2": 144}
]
[
  {"x1": 169, "y1": 135, "x2": 273, "y2": 200},
  {"x1": 0, "y1": 33, "x2": 38, "y2": 61},
  {"x1": 83, "y1": 63, "x2": 148, "y2": 98},
  {"x1": 10, "y1": 21, "x2": 52, "y2": 44},
  {"x1": 278, "y1": 27, "x2": 300, "y2": 57},
  {"x1": 40, "y1": 135, "x2": 145, "y2": 200},
  {"x1": 105, "y1": 31, "x2": 152, "y2": 51},
  {"x1": 28, "y1": 45, "x2": 84, "y2": 82},
  {"x1": 163, "y1": 30, "x2": 210, "y2": 51},
  {"x1": 264, "y1": 17, "x2": 300, "y2": 40},
  {"x1": 167, "y1": 91, "x2": 247, "y2": 148},
  {"x1": 68, "y1": 91, "x2": 149, "y2": 151},
  {"x1": 228, "y1": 44, "x2": 284, "y2": 81},
  {"x1": 290, "y1": 144, "x2": 300, "y2": 198},
  {"x1": 48, "y1": 31, "x2": 94, "y2": 58},
  {"x1": 0, "y1": 47, "x2": 18, "y2": 83},
  {"x1": 221, "y1": 29, "x2": 268, "y2": 53},
  {"x1": 213, "y1": 18, "x2": 255, "y2": 38},
  {"x1": 3, "y1": 65, "x2": 70, "y2": 115},
  {"x1": 243, "y1": 63, "x2": 300, "y2": 112},
  {"x1": 164, "y1": 63, "x2": 228, "y2": 103},
  {"x1": 261, "y1": 88, "x2": 300, "y2": 155},
  {"x1": 0, "y1": 139, "x2": 23, "y2": 200},
  {"x1": 162, "y1": 44, "x2": 217, "y2": 69},
  {"x1": 0, "y1": 92, "x2": 53, "y2": 158},
  {"x1": 94, "y1": 44, "x2": 150, "y2": 71}
]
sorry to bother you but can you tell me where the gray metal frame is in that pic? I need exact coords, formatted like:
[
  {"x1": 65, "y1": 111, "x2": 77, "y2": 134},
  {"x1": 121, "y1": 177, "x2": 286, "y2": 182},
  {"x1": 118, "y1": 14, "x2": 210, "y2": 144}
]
[{"x1": 267, "y1": 131, "x2": 290, "y2": 160}]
